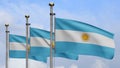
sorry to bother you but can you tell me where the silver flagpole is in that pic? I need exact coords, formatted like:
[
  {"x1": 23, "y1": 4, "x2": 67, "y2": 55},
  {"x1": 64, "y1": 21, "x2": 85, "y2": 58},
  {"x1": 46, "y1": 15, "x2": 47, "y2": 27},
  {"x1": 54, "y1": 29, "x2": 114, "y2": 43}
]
[
  {"x1": 25, "y1": 15, "x2": 30, "y2": 68},
  {"x1": 5, "y1": 24, "x2": 9, "y2": 68},
  {"x1": 49, "y1": 2, "x2": 54, "y2": 68},
  {"x1": 53, "y1": 13, "x2": 56, "y2": 68}
]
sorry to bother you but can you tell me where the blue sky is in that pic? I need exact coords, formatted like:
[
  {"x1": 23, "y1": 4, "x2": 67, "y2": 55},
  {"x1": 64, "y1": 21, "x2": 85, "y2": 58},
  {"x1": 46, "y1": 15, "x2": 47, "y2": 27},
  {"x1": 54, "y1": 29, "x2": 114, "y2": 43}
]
[{"x1": 0, "y1": 0, "x2": 120, "y2": 68}]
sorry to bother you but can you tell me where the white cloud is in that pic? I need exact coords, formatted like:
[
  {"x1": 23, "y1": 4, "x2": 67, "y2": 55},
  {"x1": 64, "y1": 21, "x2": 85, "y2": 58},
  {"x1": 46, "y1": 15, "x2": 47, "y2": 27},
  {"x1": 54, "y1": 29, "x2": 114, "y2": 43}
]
[
  {"x1": 92, "y1": 59, "x2": 109, "y2": 68},
  {"x1": 55, "y1": 9, "x2": 99, "y2": 27},
  {"x1": 70, "y1": 64, "x2": 78, "y2": 68},
  {"x1": 0, "y1": 10, "x2": 14, "y2": 25},
  {"x1": 0, "y1": 65, "x2": 5, "y2": 68},
  {"x1": 56, "y1": 66, "x2": 64, "y2": 68}
]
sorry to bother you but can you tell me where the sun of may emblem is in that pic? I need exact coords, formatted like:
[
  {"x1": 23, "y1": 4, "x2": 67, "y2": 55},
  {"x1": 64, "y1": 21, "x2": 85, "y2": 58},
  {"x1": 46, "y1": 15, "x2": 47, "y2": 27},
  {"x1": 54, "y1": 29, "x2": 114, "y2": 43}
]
[
  {"x1": 52, "y1": 41, "x2": 55, "y2": 48},
  {"x1": 81, "y1": 33, "x2": 89, "y2": 41}
]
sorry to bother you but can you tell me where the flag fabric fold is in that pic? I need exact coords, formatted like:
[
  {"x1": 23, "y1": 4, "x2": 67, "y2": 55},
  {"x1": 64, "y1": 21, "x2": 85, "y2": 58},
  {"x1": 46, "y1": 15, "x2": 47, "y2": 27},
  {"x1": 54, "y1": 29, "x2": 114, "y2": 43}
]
[
  {"x1": 9, "y1": 34, "x2": 26, "y2": 68},
  {"x1": 30, "y1": 27, "x2": 50, "y2": 63},
  {"x1": 9, "y1": 34, "x2": 26, "y2": 58},
  {"x1": 55, "y1": 18, "x2": 115, "y2": 59}
]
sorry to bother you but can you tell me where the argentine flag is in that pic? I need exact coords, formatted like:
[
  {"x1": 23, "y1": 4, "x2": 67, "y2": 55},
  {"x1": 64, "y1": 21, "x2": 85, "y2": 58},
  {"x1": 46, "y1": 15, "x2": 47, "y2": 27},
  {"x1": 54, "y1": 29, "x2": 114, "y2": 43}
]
[
  {"x1": 30, "y1": 27, "x2": 78, "y2": 61},
  {"x1": 30, "y1": 27, "x2": 50, "y2": 63},
  {"x1": 9, "y1": 34, "x2": 47, "y2": 68},
  {"x1": 9, "y1": 34, "x2": 26, "y2": 68},
  {"x1": 55, "y1": 18, "x2": 115, "y2": 59}
]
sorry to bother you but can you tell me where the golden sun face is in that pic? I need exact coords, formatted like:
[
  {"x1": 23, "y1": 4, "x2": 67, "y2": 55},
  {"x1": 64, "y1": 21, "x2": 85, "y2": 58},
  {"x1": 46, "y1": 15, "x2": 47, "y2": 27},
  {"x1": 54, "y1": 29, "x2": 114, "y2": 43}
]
[
  {"x1": 81, "y1": 33, "x2": 89, "y2": 41},
  {"x1": 52, "y1": 41, "x2": 55, "y2": 48},
  {"x1": 27, "y1": 46, "x2": 30, "y2": 51}
]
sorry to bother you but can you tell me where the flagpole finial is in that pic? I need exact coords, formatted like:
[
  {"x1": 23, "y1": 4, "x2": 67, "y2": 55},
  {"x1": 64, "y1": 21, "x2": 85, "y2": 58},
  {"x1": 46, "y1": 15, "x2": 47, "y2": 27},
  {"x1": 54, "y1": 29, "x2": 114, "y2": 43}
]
[
  {"x1": 25, "y1": 15, "x2": 30, "y2": 25},
  {"x1": 49, "y1": 2, "x2": 54, "y2": 6},
  {"x1": 5, "y1": 24, "x2": 9, "y2": 27},
  {"x1": 25, "y1": 15, "x2": 30, "y2": 18}
]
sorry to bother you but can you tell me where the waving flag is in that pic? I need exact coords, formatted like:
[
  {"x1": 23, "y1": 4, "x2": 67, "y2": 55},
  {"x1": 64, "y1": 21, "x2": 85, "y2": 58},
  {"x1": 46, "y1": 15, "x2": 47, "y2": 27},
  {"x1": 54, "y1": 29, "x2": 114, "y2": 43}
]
[
  {"x1": 9, "y1": 34, "x2": 26, "y2": 68},
  {"x1": 30, "y1": 27, "x2": 50, "y2": 63},
  {"x1": 9, "y1": 34, "x2": 47, "y2": 68},
  {"x1": 30, "y1": 27, "x2": 78, "y2": 61},
  {"x1": 9, "y1": 34, "x2": 26, "y2": 58},
  {"x1": 55, "y1": 18, "x2": 115, "y2": 59}
]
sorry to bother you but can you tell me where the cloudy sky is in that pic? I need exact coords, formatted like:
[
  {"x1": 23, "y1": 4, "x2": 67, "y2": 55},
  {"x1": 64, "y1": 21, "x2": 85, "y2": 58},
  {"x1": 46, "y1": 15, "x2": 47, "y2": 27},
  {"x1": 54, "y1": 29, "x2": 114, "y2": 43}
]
[{"x1": 0, "y1": 0, "x2": 120, "y2": 68}]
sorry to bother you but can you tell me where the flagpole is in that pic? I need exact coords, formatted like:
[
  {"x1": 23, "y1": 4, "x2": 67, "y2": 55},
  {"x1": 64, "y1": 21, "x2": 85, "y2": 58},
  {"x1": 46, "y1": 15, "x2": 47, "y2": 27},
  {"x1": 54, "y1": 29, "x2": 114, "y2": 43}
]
[
  {"x1": 25, "y1": 15, "x2": 30, "y2": 68},
  {"x1": 53, "y1": 13, "x2": 56, "y2": 68},
  {"x1": 49, "y1": 2, "x2": 54, "y2": 68},
  {"x1": 5, "y1": 24, "x2": 9, "y2": 68}
]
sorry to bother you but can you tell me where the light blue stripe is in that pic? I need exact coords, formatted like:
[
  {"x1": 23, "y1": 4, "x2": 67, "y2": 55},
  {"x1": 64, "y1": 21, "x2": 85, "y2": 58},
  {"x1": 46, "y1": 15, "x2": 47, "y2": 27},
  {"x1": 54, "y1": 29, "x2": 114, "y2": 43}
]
[
  {"x1": 9, "y1": 50, "x2": 48, "y2": 63},
  {"x1": 10, "y1": 48, "x2": 78, "y2": 61},
  {"x1": 56, "y1": 42, "x2": 114, "y2": 59},
  {"x1": 9, "y1": 50, "x2": 26, "y2": 58},
  {"x1": 30, "y1": 47, "x2": 50, "y2": 62},
  {"x1": 29, "y1": 56, "x2": 48, "y2": 63},
  {"x1": 30, "y1": 27, "x2": 50, "y2": 40},
  {"x1": 30, "y1": 47, "x2": 78, "y2": 60},
  {"x1": 30, "y1": 47, "x2": 50, "y2": 56},
  {"x1": 9, "y1": 34, "x2": 26, "y2": 43},
  {"x1": 55, "y1": 18, "x2": 114, "y2": 39},
  {"x1": 55, "y1": 53, "x2": 78, "y2": 60}
]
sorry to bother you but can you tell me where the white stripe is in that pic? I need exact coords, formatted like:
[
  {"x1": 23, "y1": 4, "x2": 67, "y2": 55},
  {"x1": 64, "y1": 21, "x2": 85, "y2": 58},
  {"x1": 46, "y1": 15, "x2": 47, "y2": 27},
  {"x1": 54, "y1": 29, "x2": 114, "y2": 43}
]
[
  {"x1": 30, "y1": 37, "x2": 50, "y2": 48},
  {"x1": 56, "y1": 30, "x2": 115, "y2": 48},
  {"x1": 10, "y1": 42, "x2": 26, "y2": 50},
  {"x1": 9, "y1": 58, "x2": 47, "y2": 68}
]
